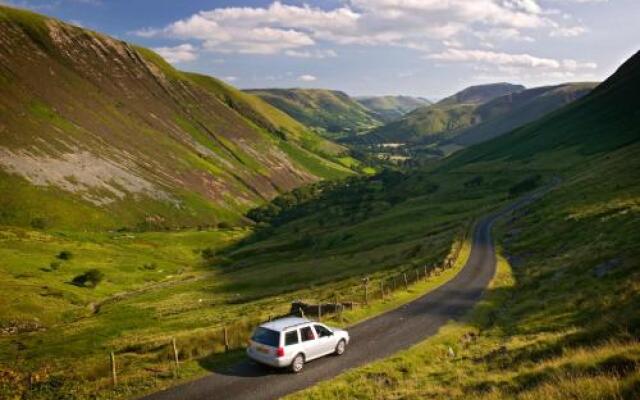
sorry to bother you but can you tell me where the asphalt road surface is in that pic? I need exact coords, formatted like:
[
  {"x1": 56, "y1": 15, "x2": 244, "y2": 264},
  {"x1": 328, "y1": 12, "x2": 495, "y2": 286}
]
[{"x1": 141, "y1": 190, "x2": 548, "y2": 400}]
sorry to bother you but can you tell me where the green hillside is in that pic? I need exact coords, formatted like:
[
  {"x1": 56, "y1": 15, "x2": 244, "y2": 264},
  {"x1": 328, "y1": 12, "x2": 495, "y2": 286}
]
[
  {"x1": 0, "y1": 6, "x2": 354, "y2": 231},
  {"x1": 450, "y1": 82, "x2": 597, "y2": 147},
  {"x1": 357, "y1": 82, "x2": 595, "y2": 149},
  {"x1": 437, "y1": 82, "x2": 525, "y2": 106},
  {"x1": 245, "y1": 88, "x2": 382, "y2": 139},
  {"x1": 286, "y1": 50, "x2": 640, "y2": 400},
  {"x1": 358, "y1": 83, "x2": 524, "y2": 145},
  {"x1": 356, "y1": 95, "x2": 432, "y2": 122}
]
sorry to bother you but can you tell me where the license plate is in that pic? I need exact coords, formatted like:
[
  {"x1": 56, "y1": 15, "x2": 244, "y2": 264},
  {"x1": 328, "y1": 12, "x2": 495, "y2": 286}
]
[{"x1": 257, "y1": 347, "x2": 269, "y2": 354}]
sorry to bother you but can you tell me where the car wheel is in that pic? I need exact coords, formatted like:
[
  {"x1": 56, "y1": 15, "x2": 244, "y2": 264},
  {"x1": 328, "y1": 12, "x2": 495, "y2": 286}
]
[
  {"x1": 335, "y1": 339, "x2": 346, "y2": 356},
  {"x1": 290, "y1": 353, "x2": 304, "y2": 373}
]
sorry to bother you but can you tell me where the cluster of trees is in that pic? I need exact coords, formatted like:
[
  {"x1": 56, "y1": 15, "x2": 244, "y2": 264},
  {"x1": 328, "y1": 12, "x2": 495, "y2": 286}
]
[
  {"x1": 509, "y1": 175, "x2": 542, "y2": 197},
  {"x1": 247, "y1": 169, "x2": 439, "y2": 231}
]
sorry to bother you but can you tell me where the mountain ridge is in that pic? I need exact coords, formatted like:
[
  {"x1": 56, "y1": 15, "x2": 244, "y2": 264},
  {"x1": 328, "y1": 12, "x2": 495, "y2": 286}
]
[{"x1": 0, "y1": 5, "x2": 353, "y2": 230}]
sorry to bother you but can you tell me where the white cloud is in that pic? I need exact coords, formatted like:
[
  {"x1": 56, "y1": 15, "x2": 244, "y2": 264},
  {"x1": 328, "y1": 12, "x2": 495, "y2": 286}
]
[
  {"x1": 224, "y1": 76, "x2": 237, "y2": 82},
  {"x1": 298, "y1": 74, "x2": 317, "y2": 82},
  {"x1": 285, "y1": 49, "x2": 337, "y2": 59},
  {"x1": 428, "y1": 48, "x2": 560, "y2": 68},
  {"x1": 152, "y1": 44, "x2": 198, "y2": 63},
  {"x1": 550, "y1": 26, "x2": 588, "y2": 37},
  {"x1": 428, "y1": 48, "x2": 597, "y2": 82},
  {"x1": 134, "y1": 0, "x2": 586, "y2": 56}
]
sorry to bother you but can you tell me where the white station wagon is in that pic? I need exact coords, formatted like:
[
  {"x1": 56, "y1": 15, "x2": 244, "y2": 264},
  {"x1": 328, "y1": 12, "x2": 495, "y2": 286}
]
[{"x1": 247, "y1": 316, "x2": 350, "y2": 372}]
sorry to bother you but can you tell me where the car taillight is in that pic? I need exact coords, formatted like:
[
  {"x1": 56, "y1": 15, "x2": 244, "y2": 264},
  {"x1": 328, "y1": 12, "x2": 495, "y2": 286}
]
[{"x1": 276, "y1": 347, "x2": 285, "y2": 357}]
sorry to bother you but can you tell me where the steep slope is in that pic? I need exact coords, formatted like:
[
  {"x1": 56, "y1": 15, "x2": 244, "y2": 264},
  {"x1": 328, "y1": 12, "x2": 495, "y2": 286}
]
[
  {"x1": 358, "y1": 103, "x2": 478, "y2": 144},
  {"x1": 358, "y1": 83, "x2": 524, "y2": 144},
  {"x1": 450, "y1": 82, "x2": 597, "y2": 147},
  {"x1": 0, "y1": 6, "x2": 353, "y2": 231},
  {"x1": 357, "y1": 82, "x2": 594, "y2": 147},
  {"x1": 437, "y1": 82, "x2": 525, "y2": 106},
  {"x1": 446, "y1": 52, "x2": 639, "y2": 166},
  {"x1": 356, "y1": 95, "x2": 432, "y2": 122},
  {"x1": 245, "y1": 88, "x2": 381, "y2": 139}
]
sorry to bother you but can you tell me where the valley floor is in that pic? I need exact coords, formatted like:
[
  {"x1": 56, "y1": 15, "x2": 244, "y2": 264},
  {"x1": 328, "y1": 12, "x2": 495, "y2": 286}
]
[{"x1": 286, "y1": 145, "x2": 640, "y2": 400}]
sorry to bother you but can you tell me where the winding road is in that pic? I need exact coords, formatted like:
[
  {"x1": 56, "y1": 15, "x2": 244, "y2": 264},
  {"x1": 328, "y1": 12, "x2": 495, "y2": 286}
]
[{"x1": 142, "y1": 190, "x2": 548, "y2": 400}]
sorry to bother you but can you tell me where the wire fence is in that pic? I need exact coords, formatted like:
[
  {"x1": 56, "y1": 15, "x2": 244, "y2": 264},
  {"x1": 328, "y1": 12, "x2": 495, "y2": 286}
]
[{"x1": 5, "y1": 222, "x2": 472, "y2": 397}]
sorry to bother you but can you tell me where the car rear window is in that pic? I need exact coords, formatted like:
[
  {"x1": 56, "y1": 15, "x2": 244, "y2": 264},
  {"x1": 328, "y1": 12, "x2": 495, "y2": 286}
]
[
  {"x1": 285, "y1": 331, "x2": 299, "y2": 346},
  {"x1": 251, "y1": 327, "x2": 280, "y2": 347}
]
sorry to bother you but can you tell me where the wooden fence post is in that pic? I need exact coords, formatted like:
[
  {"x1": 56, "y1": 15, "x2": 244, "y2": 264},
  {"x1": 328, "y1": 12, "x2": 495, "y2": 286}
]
[
  {"x1": 110, "y1": 351, "x2": 117, "y2": 388},
  {"x1": 380, "y1": 280, "x2": 385, "y2": 299},
  {"x1": 403, "y1": 273, "x2": 408, "y2": 290},
  {"x1": 318, "y1": 303, "x2": 322, "y2": 321},
  {"x1": 364, "y1": 282, "x2": 369, "y2": 305},
  {"x1": 415, "y1": 269, "x2": 420, "y2": 283},
  {"x1": 224, "y1": 327, "x2": 229, "y2": 352},
  {"x1": 392, "y1": 276, "x2": 396, "y2": 291},
  {"x1": 424, "y1": 265, "x2": 428, "y2": 280},
  {"x1": 172, "y1": 338, "x2": 179, "y2": 378}
]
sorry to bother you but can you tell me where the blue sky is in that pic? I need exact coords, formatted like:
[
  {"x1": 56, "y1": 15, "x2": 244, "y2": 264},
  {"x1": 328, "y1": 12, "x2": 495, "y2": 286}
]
[{"x1": 3, "y1": 0, "x2": 639, "y2": 98}]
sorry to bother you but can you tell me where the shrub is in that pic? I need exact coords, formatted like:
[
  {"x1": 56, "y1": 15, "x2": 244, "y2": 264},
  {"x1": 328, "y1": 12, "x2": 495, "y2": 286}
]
[
  {"x1": 509, "y1": 175, "x2": 542, "y2": 197},
  {"x1": 57, "y1": 250, "x2": 73, "y2": 260},
  {"x1": 201, "y1": 248, "x2": 216, "y2": 260},
  {"x1": 30, "y1": 217, "x2": 48, "y2": 230},
  {"x1": 217, "y1": 221, "x2": 232, "y2": 230},
  {"x1": 71, "y1": 269, "x2": 104, "y2": 288},
  {"x1": 142, "y1": 263, "x2": 157, "y2": 270}
]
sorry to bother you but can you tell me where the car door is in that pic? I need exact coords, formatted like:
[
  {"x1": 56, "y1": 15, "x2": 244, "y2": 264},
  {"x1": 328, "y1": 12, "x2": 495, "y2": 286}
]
[
  {"x1": 299, "y1": 325, "x2": 322, "y2": 360},
  {"x1": 313, "y1": 324, "x2": 336, "y2": 356}
]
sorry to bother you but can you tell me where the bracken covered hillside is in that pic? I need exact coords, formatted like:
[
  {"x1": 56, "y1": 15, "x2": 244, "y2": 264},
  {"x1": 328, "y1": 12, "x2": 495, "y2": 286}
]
[{"x1": 0, "y1": 6, "x2": 353, "y2": 231}]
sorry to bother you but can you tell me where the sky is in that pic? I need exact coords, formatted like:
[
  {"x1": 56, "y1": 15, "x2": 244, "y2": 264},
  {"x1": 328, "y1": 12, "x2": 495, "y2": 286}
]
[{"x1": 2, "y1": 0, "x2": 639, "y2": 98}]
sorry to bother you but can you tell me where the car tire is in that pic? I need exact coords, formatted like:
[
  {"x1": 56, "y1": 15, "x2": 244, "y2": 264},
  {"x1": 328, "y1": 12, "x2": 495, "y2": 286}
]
[
  {"x1": 290, "y1": 353, "x2": 305, "y2": 373},
  {"x1": 335, "y1": 339, "x2": 346, "y2": 356}
]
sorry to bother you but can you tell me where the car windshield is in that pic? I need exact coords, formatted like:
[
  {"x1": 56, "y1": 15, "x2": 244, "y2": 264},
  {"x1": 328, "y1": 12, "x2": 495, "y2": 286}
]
[{"x1": 251, "y1": 327, "x2": 280, "y2": 347}]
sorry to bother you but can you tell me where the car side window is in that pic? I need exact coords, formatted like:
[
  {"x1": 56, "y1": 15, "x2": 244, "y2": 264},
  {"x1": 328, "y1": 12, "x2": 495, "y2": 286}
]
[
  {"x1": 285, "y1": 330, "x2": 299, "y2": 346},
  {"x1": 314, "y1": 324, "x2": 332, "y2": 338},
  {"x1": 300, "y1": 326, "x2": 315, "y2": 342}
]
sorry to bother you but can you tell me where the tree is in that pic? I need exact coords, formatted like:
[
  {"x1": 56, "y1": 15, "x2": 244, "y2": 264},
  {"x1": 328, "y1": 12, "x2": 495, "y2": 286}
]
[{"x1": 72, "y1": 269, "x2": 104, "y2": 288}]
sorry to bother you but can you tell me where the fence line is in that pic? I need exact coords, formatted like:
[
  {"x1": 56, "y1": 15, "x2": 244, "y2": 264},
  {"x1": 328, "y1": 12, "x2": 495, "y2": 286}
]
[{"x1": 16, "y1": 223, "x2": 472, "y2": 395}]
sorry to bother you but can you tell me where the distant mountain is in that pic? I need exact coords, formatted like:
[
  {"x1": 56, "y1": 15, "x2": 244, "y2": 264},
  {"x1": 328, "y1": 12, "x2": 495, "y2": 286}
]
[
  {"x1": 354, "y1": 82, "x2": 595, "y2": 149},
  {"x1": 437, "y1": 82, "x2": 525, "y2": 106},
  {"x1": 0, "y1": 6, "x2": 353, "y2": 230},
  {"x1": 446, "y1": 51, "x2": 640, "y2": 167},
  {"x1": 245, "y1": 88, "x2": 381, "y2": 139},
  {"x1": 356, "y1": 95, "x2": 432, "y2": 122},
  {"x1": 356, "y1": 83, "x2": 524, "y2": 144},
  {"x1": 449, "y1": 82, "x2": 598, "y2": 147}
]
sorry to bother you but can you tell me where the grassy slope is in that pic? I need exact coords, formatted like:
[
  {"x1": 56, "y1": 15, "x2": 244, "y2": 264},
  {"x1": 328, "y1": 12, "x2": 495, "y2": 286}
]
[
  {"x1": 0, "y1": 152, "x2": 533, "y2": 399},
  {"x1": 358, "y1": 83, "x2": 593, "y2": 148},
  {"x1": 245, "y1": 88, "x2": 382, "y2": 139},
  {"x1": 450, "y1": 82, "x2": 597, "y2": 147},
  {"x1": 361, "y1": 103, "x2": 478, "y2": 144},
  {"x1": 355, "y1": 96, "x2": 432, "y2": 123},
  {"x1": 285, "y1": 51, "x2": 640, "y2": 399},
  {"x1": 0, "y1": 6, "x2": 353, "y2": 231},
  {"x1": 437, "y1": 82, "x2": 525, "y2": 106}
]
